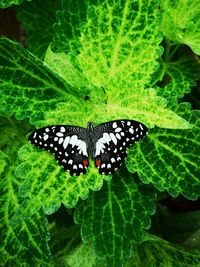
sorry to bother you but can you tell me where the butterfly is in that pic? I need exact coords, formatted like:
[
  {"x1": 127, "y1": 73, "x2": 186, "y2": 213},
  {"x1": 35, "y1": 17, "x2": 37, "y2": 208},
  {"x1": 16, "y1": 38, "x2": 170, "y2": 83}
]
[{"x1": 28, "y1": 120, "x2": 148, "y2": 176}]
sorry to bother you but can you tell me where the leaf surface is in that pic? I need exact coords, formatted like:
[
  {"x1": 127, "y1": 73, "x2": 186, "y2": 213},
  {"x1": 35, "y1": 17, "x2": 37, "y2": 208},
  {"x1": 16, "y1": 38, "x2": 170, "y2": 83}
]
[
  {"x1": 127, "y1": 235, "x2": 200, "y2": 267},
  {"x1": 0, "y1": 0, "x2": 29, "y2": 8},
  {"x1": 74, "y1": 169, "x2": 156, "y2": 266},
  {"x1": 127, "y1": 104, "x2": 200, "y2": 199},
  {"x1": 0, "y1": 117, "x2": 50, "y2": 266},
  {"x1": 161, "y1": 0, "x2": 200, "y2": 55},
  {"x1": 16, "y1": 0, "x2": 61, "y2": 59},
  {"x1": 78, "y1": 0, "x2": 162, "y2": 91},
  {"x1": 0, "y1": 37, "x2": 79, "y2": 122}
]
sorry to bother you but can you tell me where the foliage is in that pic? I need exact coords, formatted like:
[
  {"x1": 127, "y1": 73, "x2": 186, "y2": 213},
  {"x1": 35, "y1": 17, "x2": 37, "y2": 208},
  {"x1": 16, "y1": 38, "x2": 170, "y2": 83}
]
[{"x1": 0, "y1": 0, "x2": 200, "y2": 266}]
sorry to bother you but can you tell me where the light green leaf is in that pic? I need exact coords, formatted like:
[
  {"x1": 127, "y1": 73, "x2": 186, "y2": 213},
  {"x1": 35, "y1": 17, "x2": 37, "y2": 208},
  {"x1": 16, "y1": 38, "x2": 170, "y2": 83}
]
[
  {"x1": 160, "y1": 0, "x2": 200, "y2": 55},
  {"x1": 127, "y1": 104, "x2": 200, "y2": 199},
  {"x1": 74, "y1": 169, "x2": 156, "y2": 266},
  {"x1": 0, "y1": 37, "x2": 80, "y2": 122},
  {"x1": 0, "y1": 0, "x2": 29, "y2": 8},
  {"x1": 105, "y1": 87, "x2": 191, "y2": 129},
  {"x1": 0, "y1": 119, "x2": 50, "y2": 266},
  {"x1": 127, "y1": 235, "x2": 200, "y2": 267},
  {"x1": 78, "y1": 0, "x2": 163, "y2": 90},
  {"x1": 16, "y1": 0, "x2": 61, "y2": 59},
  {"x1": 44, "y1": 46, "x2": 92, "y2": 92}
]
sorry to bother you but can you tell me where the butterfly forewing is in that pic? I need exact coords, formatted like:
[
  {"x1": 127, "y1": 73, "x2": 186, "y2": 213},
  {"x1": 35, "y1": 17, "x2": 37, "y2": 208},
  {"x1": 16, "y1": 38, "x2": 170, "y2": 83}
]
[
  {"x1": 94, "y1": 120, "x2": 148, "y2": 175},
  {"x1": 28, "y1": 125, "x2": 89, "y2": 176}
]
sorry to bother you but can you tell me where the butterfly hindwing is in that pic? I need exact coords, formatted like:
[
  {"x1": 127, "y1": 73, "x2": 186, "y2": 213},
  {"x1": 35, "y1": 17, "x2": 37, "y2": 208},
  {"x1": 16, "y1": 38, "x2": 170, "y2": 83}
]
[
  {"x1": 28, "y1": 125, "x2": 89, "y2": 176},
  {"x1": 94, "y1": 120, "x2": 148, "y2": 175}
]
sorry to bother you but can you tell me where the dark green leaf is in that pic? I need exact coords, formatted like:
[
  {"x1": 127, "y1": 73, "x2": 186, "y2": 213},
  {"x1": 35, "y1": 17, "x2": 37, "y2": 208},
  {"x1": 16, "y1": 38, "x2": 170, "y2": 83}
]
[
  {"x1": 74, "y1": 169, "x2": 156, "y2": 266},
  {"x1": 16, "y1": 0, "x2": 61, "y2": 59}
]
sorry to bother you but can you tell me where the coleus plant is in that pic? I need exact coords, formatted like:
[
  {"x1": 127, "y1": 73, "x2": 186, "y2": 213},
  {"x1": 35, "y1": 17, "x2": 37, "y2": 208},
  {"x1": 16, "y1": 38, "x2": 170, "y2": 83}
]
[{"x1": 0, "y1": 0, "x2": 200, "y2": 266}]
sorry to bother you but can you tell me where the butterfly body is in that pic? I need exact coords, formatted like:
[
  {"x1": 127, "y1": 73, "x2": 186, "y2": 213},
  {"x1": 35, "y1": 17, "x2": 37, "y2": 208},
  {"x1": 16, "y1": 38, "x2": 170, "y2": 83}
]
[{"x1": 28, "y1": 120, "x2": 148, "y2": 176}]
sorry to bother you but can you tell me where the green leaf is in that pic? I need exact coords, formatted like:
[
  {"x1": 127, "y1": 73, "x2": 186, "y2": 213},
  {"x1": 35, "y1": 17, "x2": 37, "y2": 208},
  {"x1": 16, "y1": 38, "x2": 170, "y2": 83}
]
[
  {"x1": 0, "y1": 150, "x2": 8, "y2": 176},
  {"x1": 13, "y1": 143, "x2": 111, "y2": 222},
  {"x1": 127, "y1": 104, "x2": 200, "y2": 199},
  {"x1": 44, "y1": 46, "x2": 91, "y2": 91},
  {"x1": 0, "y1": 37, "x2": 79, "y2": 122},
  {"x1": 0, "y1": 0, "x2": 29, "y2": 8},
  {"x1": 74, "y1": 169, "x2": 156, "y2": 266},
  {"x1": 151, "y1": 56, "x2": 200, "y2": 101},
  {"x1": 50, "y1": 221, "x2": 101, "y2": 267},
  {"x1": 127, "y1": 235, "x2": 200, "y2": 267},
  {"x1": 105, "y1": 87, "x2": 191, "y2": 129},
  {"x1": 159, "y1": 209, "x2": 200, "y2": 248},
  {"x1": 52, "y1": 0, "x2": 191, "y2": 129},
  {"x1": 0, "y1": 118, "x2": 50, "y2": 266},
  {"x1": 160, "y1": 0, "x2": 200, "y2": 55},
  {"x1": 16, "y1": 0, "x2": 61, "y2": 59},
  {"x1": 52, "y1": 0, "x2": 88, "y2": 55},
  {"x1": 78, "y1": 0, "x2": 163, "y2": 90}
]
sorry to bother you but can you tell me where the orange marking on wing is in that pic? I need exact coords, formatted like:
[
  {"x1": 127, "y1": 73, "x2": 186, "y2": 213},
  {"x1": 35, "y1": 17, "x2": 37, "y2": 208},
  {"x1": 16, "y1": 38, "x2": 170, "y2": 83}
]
[
  {"x1": 96, "y1": 159, "x2": 101, "y2": 167},
  {"x1": 83, "y1": 159, "x2": 88, "y2": 167}
]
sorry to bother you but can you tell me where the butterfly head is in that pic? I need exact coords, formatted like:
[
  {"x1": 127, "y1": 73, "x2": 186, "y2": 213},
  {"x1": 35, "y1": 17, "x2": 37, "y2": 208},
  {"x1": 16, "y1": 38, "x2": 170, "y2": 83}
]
[{"x1": 87, "y1": 122, "x2": 94, "y2": 133}]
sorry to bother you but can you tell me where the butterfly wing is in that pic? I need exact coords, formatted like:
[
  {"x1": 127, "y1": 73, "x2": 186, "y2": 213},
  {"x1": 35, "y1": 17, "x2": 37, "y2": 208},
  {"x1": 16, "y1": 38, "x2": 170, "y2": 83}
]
[
  {"x1": 94, "y1": 120, "x2": 148, "y2": 175},
  {"x1": 28, "y1": 125, "x2": 89, "y2": 176}
]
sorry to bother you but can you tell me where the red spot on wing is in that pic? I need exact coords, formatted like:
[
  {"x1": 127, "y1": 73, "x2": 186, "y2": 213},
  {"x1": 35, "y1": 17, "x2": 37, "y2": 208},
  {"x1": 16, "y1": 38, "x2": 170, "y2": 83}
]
[
  {"x1": 83, "y1": 159, "x2": 88, "y2": 167},
  {"x1": 96, "y1": 159, "x2": 101, "y2": 167}
]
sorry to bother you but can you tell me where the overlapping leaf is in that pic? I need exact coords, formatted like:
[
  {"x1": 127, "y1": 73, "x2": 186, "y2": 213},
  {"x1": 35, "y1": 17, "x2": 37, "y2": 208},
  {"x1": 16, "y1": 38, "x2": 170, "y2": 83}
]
[
  {"x1": 151, "y1": 56, "x2": 200, "y2": 101},
  {"x1": 127, "y1": 104, "x2": 200, "y2": 199},
  {"x1": 0, "y1": 37, "x2": 79, "y2": 122},
  {"x1": 127, "y1": 235, "x2": 200, "y2": 267},
  {"x1": 16, "y1": 0, "x2": 61, "y2": 59},
  {"x1": 160, "y1": 0, "x2": 200, "y2": 55},
  {"x1": 75, "y1": 169, "x2": 156, "y2": 266},
  {"x1": 14, "y1": 139, "x2": 111, "y2": 222},
  {"x1": 0, "y1": 0, "x2": 29, "y2": 8},
  {"x1": 0, "y1": 118, "x2": 51, "y2": 266}
]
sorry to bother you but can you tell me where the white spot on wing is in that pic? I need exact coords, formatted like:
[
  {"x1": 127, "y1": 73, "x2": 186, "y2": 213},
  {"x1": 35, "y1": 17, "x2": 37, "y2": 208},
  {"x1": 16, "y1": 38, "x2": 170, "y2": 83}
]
[
  {"x1": 110, "y1": 133, "x2": 117, "y2": 145},
  {"x1": 33, "y1": 132, "x2": 37, "y2": 138},
  {"x1": 115, "y1": 127, "x2": 122, "y2": 133},
  {"x1": 63, "y1": 136, "x2": 70, "y2": 149},
  {"x1": 116, "y1": 133, "x2": 121, "y2": 140},
  {"x1": 139, "y1": 124, "x2": 143, "y2": 130},
  {"x1": 56, "y1": 132, "x2": 63, "y2": 137},
  {"x1": 112, "y1": 122, "x2": 117, "y2": 128},
  {"x1": 101, "y1": 163, "x2": 106, "y2": 168},
  {"x1": 103, "y1": 133, "x2": 111, "y2": 144},
  {"x1": 111, "y1": 158, "x2": 115, "y2": 163},
  {"x1": 77, "y1": 141, "x2": 87, "y2": 156},
  {"x1": 43, "y1": 134, "x2": 49, "y2": 141},
  {"x1": 70, "y1": 135, "x2": 78, "y2": 147},
  {"x1": 58, "y1": 137, "x2": 64, "y2": 144},
  {"x1": 68, "y1": 159, "x2": 73, "y2": 164},
  {"x1": 127, "y1": 121, "x2": 131, "y2": 126},
  {"x1": 73, "y1": 165, "x2": 77, "y2": 170},
  {"x1": 129, "y1": 128, "x2": 134, "y2": 134},
  {"x1": 60, "y1": 126, "x2": 66, "y2": 132}
]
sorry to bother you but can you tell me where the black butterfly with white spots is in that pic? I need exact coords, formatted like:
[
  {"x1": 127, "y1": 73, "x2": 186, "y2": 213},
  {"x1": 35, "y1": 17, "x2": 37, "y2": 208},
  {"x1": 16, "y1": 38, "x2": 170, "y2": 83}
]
[{"x1": 28, "y1": 120, "x2": 148, "y2": 176}]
